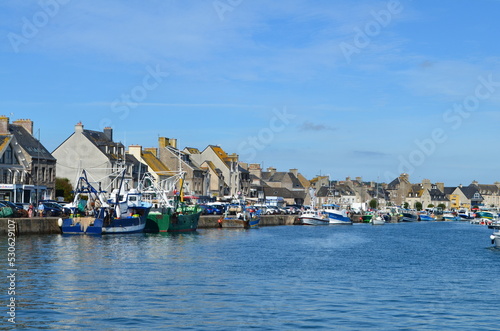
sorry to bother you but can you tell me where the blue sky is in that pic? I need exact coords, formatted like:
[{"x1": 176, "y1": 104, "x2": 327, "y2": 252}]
[{"x1": 1, "y1": 0, "x2": 500, "y2": 186}]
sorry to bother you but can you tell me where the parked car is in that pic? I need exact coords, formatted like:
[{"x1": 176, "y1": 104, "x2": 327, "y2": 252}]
[
  {"x1": 40, "y1": 200, "x2": 71, "y2": 215},
  {"x1": 0, "y1": 200, "x2": 28, "y2": 217},
  {"x1": 200, "y1": 205, "x2": 223, "y2": 215}
]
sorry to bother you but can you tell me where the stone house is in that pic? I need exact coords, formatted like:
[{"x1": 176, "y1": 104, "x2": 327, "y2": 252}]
[
  {"x1": 186, "y1": 145, "x2": 250, "y2": 199},
  {"x1": 156, "y1": 138, "x2": 207, "y2": 197},
  {"x1": 0, "y1": 117, "x2": 56, "y2": 203},
  {"x1": 52, "y1": 123, "x2": 140, "y2": 194}
]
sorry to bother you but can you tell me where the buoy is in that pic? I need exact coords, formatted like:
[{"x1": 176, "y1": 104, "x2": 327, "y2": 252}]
[{"x1": 57, "y1": 218, "x2": 63, "y2": 227}]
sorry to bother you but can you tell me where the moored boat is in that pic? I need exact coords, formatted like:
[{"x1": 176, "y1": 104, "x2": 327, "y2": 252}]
[
  {"x1": 218, "y1": 206, "x2": 261, "y2": 229},
  {"x1": 321, "y1": 204, "x2": 352, "y2": 225},
  {"x1": 371, "y1": 214, "x2": 386, "y2": 225},
  {"x1": 400, "y1": 210, "x2": 418, "y2": 222},
  {"x1": 140, "y1": 172, "x2": 201, "y2": 233},
  {"x1": 298, "y1": 210, "x2": 329, "y2": 225}
]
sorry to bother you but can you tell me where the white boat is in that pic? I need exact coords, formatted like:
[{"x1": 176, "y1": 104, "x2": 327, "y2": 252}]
[
  {"x1": 321, "y1": 204, "x2": 352, "y2": 225},
  {"x1": 298, "y1": 210, "x2": 329, "y2": 225},
  {"x1": 489, "y1": 222, "x2": 500, "y2": 247},
  {"x1": 371, "y1": 215, "x2": 386, "y2": 225}
]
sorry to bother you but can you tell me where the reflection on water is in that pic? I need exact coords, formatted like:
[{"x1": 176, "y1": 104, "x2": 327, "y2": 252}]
[{"x1": 2, "y1": 222, "x2": 500, "y2": 330}]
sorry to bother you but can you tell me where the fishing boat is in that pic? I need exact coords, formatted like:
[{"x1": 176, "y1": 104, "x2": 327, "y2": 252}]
[
  {"x1": 298, "y1": 210, "x2": 329, "y2": 225},
  {"x1": 361, "y1": 212, "x2": 374, "y2": 223},
  {"x1": 218, "y1": 205, "x2": 261, "y2": 229},
  {"x1": 60, "y1": 169, "x2": 152, "y2": 235},
  {"x1": 321, "y1": 204, "x2": 352, "y2": 225},
  {"x1": 140, "y1": 172, "x2": 201, "y2": 233},
  {"x1": 59, "y1": 170, "x2": 105, "y2": 235},
  {"x1": 102, "y1": 187, "x2": 152, "y2": 234}
]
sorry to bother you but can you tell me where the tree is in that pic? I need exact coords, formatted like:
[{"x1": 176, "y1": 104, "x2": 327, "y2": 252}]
[
  {"x1": 369, "y1": 199, "x2": 378, "y2": 209},
  {"x1": 415, "y1": 202, "x2": 423, "y2": 211},
  {"x1": 437, "y1": 203, "x2": 446, "y2": 210},
  {"x1": 403, "y1": 202, "x2": 409, "y2": 209},
  {"x1": 55, "y1": 178, "x2": 74, "y2": 202},
  {"x1": 427, "y1": 204, "x2": 434, "y2": 208}
]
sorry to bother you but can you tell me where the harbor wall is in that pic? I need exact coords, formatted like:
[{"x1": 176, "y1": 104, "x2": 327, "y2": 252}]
[
  {"x1": 0, "y1": 218, "x2": 62, "y2": 235},
  {"x1": 1, "y1": 215, "x2": 300, "y2": 235}
]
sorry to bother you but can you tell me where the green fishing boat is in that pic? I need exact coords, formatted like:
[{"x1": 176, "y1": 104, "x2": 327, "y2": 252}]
[{"x1": 141, "y1": 173, "x2": 202, "y2": 233}]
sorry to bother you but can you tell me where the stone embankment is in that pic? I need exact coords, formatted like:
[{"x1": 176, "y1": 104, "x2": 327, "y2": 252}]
[{"x1": 1, "y1": 215, "x2": 301, "y2": 235}]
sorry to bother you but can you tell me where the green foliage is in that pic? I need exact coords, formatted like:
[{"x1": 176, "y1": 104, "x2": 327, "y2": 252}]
[
  {"x1": 55, "y1": 178, "x2": 74, "y2": 202},
  {"x1": 369, "y1": 199, "x2": 378, "y2": 209},
  {"x1": 414, "y1": 201, "x2": 423, "y2": 211},
  {"x1": 437, "y1": 203, "x2": 446, "y2": 210},
  {"x1": 403, "y1": 202, "x2": 409, "y2": 209},
  {"x1": 427, "y1": 204, "x2": 434, "y2": 208}
]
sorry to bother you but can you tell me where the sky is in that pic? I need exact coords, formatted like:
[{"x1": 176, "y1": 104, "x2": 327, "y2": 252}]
[{"x1": 1, "y1": 0, "x2": 500, "y2": 186}]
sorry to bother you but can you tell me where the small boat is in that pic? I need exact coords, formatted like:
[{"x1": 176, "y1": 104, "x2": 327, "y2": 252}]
[
  {"x1": 489, "y1": 221, "x2": 500, "y2": 247},
  {"x1": 458, "y1": 209, "x2": 474, "y2": 221},
  {"x1": 218, "y1": 205, "x2": 261, "y2": 229},
  {"x1": 418, "y1": 212, "x2": 435, "y2": 221},
  {"x1": 322, "y1": 204, "x2": 352, "y2": 225},
  {"x1": 473, "y1": 211, "x2": 496, "y2": 226},
  {"x1": 442, "y1": 211, "x2": 461, "y2": 221},
  {"x1": 298, "y1": 210, "x2": 329, "y2": 225},
  {"x1": 400, "y1": 210, "x2": 418, "y2": 222},
  {"x1": 371, "y1": 214, "x2": 386, "y2": 225}
]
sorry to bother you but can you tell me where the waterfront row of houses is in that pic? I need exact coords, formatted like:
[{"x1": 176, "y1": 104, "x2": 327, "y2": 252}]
[{"x1": 0, "y1": 116, "x2": 497, "y2": 211}]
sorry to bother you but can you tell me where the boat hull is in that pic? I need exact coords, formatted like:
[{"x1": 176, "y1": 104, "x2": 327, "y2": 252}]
[
  {"x1": 61, "y1": 217, "x2": 103, "y2": 235},
  {"x1": 325, "y1": 212, "x2": 352, "y2": 225},
  {"x1": 491, "y1": 231, "x2": 500, "y2": 247},
  {"x1": 299, "y1": 216, "x2": 329, "y2": 225},
  {"x1": 401, "y1": 213, "x2": 418, "y2": 222},
  {"x1": 168, "y1": 212, "x2": 201, "y2": 232}
]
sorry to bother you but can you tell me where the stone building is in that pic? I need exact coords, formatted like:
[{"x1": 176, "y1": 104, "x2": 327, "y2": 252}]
[
  {"x1": 52, "y1": 123, "x2": 140, "y2": 193},
  {"x1": 0, "y1": 117, "x2": 56, "y2": 203}
]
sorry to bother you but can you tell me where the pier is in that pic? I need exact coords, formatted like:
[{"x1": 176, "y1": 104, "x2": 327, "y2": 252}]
[{"x1": 1, "y1": 215, "x2": 301, "y2": 235}]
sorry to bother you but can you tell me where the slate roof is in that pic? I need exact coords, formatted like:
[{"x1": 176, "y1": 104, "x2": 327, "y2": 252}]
[
  {"x1": 142, "y1": 151, "x2": 170, "y2": 173},
  {"x1": 261, "y1": 171, "x2": 304, "y2": 190},
  {"x1": 459, "y1": 185, "x2": 483, "y2": 201},
  {"x1": 263, "y1": 186, "x2": 306, "y2": 200},
  {"x1": 9, "y1": 124, "x2": 55, "y2": 161}
]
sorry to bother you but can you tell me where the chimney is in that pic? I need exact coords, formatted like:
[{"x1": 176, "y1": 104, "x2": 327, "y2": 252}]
[
  {"x1": 13, "y1": 119, "x2": 33, "y2": 135},
  {"x1": 0, "y1": 116, "x2": 9, "y2": 135},
  {"x1": 289, "y1": 169, "x2": 299, "y2": 177},
  {"x1": 170, "y1": 138, "x2": 177, "y2": 149},
  {"x1": 144, "y1": 147, "x2": 157, "y2": 157},
  {"x1": 104, "y1": 127, "x2": 113, "y2": 142},
  {"x1": 267, "y1": 167, "x2": 277, "y2": 176},
  {"x1": 159, "y1": 137, "x2": 168, "y2": 149},
  {"x1": 128, "y1": 145, "x2": 142, "y2": 160},
  {"x1": 75, "y1": 122, "x2": 84, "y2": 134}
]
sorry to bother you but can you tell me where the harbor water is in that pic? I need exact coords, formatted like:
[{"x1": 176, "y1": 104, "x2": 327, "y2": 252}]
[{"x1": 2, "y1": 221, "x2": 500, "y2": 330}]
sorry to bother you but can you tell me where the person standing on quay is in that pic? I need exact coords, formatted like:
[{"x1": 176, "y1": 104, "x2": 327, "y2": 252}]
[
  {"x1": 28, "y1": 204, "x2": 34, "y2": 218},
  {"x1": 37, "y1": 202, "x2": 44, "y2": 217}
]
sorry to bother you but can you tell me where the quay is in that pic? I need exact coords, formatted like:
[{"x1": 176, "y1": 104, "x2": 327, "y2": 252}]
[{"x1": 0, "y1": 215, "x2": 301, "y2": 235}]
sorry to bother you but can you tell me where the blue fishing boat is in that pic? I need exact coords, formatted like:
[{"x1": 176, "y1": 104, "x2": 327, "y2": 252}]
[
  {"x1": 321, "y1": 204, "x2": 352, "y2": 225},
  {"x1": 59, "y1": 170, "x2": 105, "y2": 235},
  {"x1": 59, "y1": 169, "x2": 152, "y2": 235}
]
